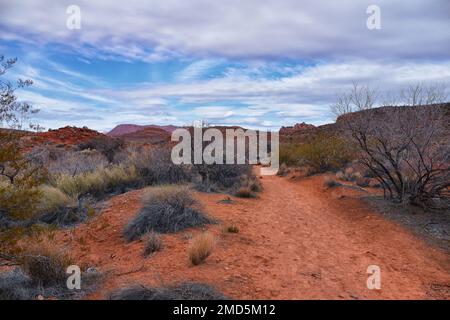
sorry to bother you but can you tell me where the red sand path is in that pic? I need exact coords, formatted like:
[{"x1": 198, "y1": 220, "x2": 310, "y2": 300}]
[{"x1": 57, "y1": 173, "x2": 450, "y2": 299}]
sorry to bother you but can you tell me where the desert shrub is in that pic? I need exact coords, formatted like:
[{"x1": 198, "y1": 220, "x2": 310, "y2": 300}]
[
  {"x1": 284, "y1": 134, "x2": 355, "y2": 173},
  {"x1": 38, "y1": 197, "x2": 95, "y2": 226},
  {"x1": 127, "y1": 146, "x2": 191, "y2": 185},
  {"x1": 188, "y1": 232, "x2": 215, "y2": 265},
  {"x1": 0, "y1": 173, "x2": 44, "y2": 220},
  {"x1": 19, "y1": 247, "x2": 72, "y2": 287},
  {"x1": 324, "y1": 177, "x2": 342, "y2": 188},
  {"x1": 0, "y1": 251, "x2": 100, "y2": 300},
  {"x1": 53, "y1": 165, "x2": 139, "y2": 199},
  {"x1": 0, "y1": 269, "x2": 38, "y2": 300},
  {"x1": 36, "y1": 185, "x2": 77, "y2": 214},
  {"x1": 333, "y1": 83, "x2": 450, "y2": 208},
  {"x1": 30, "y1": 147, "x2": 108, "y2": 176},
  {"x1": 235, "y1": 174, "x2": 261, "y2": 198},
  {"x1": 193, "y1": 163, "x2": 254, "y2": 194},
  {"x1": 143, "y1": 232, "x2": 163, "y2": 257},
  {"x1": 279, "y1": 143, "x2": 301, "y2": 166},
  {"x1": 123, "y1": 186, "x2": 213, "y2": 241},
  {"x1": 109, "y1": 282, "x2": 227, "y2": 300},
  {"x1": 78, "y1": 136, "x2": 124, "y2": 163}
]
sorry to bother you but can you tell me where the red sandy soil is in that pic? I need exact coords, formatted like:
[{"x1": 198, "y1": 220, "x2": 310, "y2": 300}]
[
  {"x1": 56, "y1": 172, "x2": 450, "y2": 300},
  {"x1": 19, "y1": 126, "x2": 104, "y2": 150}
]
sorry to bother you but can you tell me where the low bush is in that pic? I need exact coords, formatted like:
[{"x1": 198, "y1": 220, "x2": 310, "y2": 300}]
[
  {"x1": 53, "y1": 165, "x2": 139, "y2": 199},
  {"x1": 78, "y1": 136, "x2": 124, "y2": 163},
  {"x1": 38, "y1": 197, "x2": 95, "y2": 227},
  {"x1": 127, "y1": 147, "x2": 191, "y2": 185},
  {"x1": 109, "y1": 282, "x2": 227, "y2": 300},
  {"x1": 19, "y1": 246, "x2": 72, "y2": 287},
  {"x1": 0, "y1": 174, "x2": 44, "y2": 221},
  {"x1": 193, "y1": 163, "x2": 253, "y2": 193},
  {"x1": 280, "y1": 134, "x2": 355, "y2": 172},
  {"x1": 31, "y1": 147, "x2": 109, "y2": 176},
  {"x1": 0, "y1": 250, "x2": 100, "y2": 300},
  {"x1": 123, "y1": 186, "x2": 214, "y2": 241},
  {"x1": 0, "y1": 269, "x2": 38, "y2": 300},
  {"x1": 143, "y1": 232, "x2": 163, "y2": 257},
  {"x1": 36, "y1": 185, "x2": 77, "y2": 214},
  {"x1": 188, "y1": 232, "x2": 215, "y2": 265}
]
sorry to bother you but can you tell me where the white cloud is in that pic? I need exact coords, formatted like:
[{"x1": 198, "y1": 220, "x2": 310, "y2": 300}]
[{"x1": 1, "y1": 0, "x2": 448, "y2": 61}]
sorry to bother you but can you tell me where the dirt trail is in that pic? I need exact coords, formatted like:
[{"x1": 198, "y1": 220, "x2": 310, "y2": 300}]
[{"x1": 57, "y1": 172, "x2": 450, "y2": 299}]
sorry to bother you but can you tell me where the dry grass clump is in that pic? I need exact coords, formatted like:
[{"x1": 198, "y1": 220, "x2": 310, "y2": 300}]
[
  {"x1": 235, "y1": 174, "x2": 261, "y2": 198},
  {"x1": 125, "y1": 146, "x2": 191, "y2": 185},
  {"x1": 188, "y1": 232, "x2": 215, "y2": 265},
  {"x1": 123, "y1": 185, "x2": 214, "y2": 241},
  {"x1": 143, "y1": 232, "x2": 163, "y2": 257},
  {"x1": 54, "y1": 165, "x2": 138, "y2": 199},
  {"x1": 19, "y1": 245, "x2": 73, "y2": 287},
  {"x1": 36, "y1": 185, "x2": 77, "y2": 214},
  {"x1": 0, "y1": 244, "x2": 101, "y2": 300},
  {"x1": 223, "y1": 224, "x2": 239, "y2": 233},
  {"x1": 109, "y1": 282, "x2": 227, "y2": 300}
]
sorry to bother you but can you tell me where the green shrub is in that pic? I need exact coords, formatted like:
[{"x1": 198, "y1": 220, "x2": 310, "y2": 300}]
[
  {"x1": 36, "y1": 185, "x2": 77, "y2": 214},
  {"x1": 53, "y1": 165, "x2": 138, "y2": 199},
  {"x1": 280, "y1": 134, "x2": 355, "y2": 172}
]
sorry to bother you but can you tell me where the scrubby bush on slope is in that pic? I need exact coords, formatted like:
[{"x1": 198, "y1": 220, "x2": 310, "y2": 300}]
[
  {"x1": 123, "y1": 185, "x2": 214, "y2": 241},
  {"x1": 109, "y1": 282, "x2": 227, "y2": 300}
]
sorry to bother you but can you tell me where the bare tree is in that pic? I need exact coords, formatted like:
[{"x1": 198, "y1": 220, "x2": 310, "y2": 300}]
[{"x1": 332, "y1": 83, "x2": 449, "y2": 209}]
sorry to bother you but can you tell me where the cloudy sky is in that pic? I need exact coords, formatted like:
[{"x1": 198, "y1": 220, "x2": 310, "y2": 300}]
[{"x1": 0, "y1": 0, "x2": 449, "y2": 131}]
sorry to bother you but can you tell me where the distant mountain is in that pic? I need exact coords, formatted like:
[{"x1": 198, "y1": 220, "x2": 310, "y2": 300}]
[{"x1": 107, "y1": 124, "x2": 178, "y2": 137}]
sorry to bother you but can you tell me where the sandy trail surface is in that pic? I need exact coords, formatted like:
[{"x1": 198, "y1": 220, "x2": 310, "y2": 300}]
[{"x1": 57, "y1": 172, "x2": 450, "y2": 299}]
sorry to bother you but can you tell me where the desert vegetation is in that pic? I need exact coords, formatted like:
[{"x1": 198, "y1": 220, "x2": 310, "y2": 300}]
[
  {"x1": 0, "y1": 242, "x2": 100, "y2": 300},
  {"x1": 188, "y1": 232, "x2": 216, "y2": 265},
  {"x1": 123, "y1": 186, "x2": 214, "y2": 242},
  {"x1": 143, "y1": 232, "x2": 163, "y2": 257},
  {"x1": 1, "y1": 55, "x2": 449, "y2": 301},
  {"x1": 332, "y1": 83, "x2": 449, "y2": 209},
  {"x1": 279, "y1": 133, "x2": 356, "y2": 174},
  {"x1": 109, "y1": 282, "x2": 226, "y2": 300}
]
